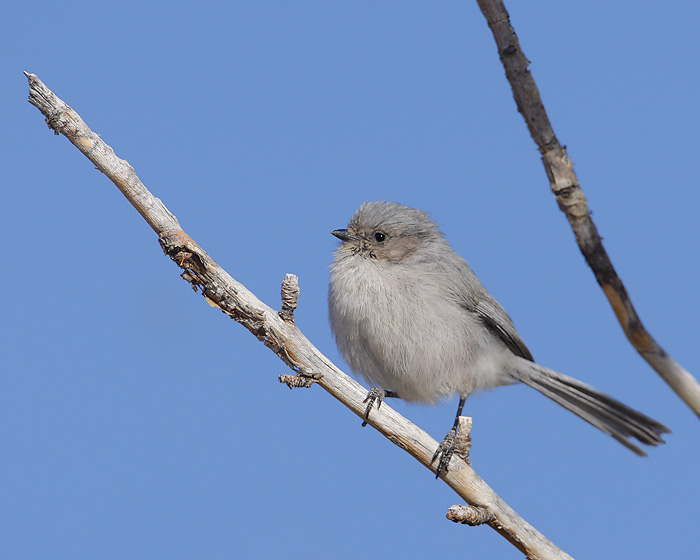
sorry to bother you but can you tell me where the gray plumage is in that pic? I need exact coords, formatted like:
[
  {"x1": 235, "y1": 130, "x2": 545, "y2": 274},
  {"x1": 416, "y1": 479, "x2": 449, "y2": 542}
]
[{"x1": 328, "y1": 201, "x2": 669, "y2": 456}]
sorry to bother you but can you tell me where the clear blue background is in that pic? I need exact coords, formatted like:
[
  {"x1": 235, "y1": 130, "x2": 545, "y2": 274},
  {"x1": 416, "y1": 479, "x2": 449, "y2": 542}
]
[{"x1": 3, "y1": 2, "x2": 698, "y2": 558}]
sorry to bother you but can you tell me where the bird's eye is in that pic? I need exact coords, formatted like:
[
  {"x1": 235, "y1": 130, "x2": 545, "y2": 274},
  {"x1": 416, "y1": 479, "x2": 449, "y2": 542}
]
[{"x1": 374, "y1": 232, "x2": 386, "y2": 242}]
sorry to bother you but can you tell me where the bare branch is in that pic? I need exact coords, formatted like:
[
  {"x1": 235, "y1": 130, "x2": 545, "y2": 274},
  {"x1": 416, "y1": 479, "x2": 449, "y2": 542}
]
[
  {"x1": 447, "y1": 504, "x2": 497, "y2": 526},
  {"x1": 26, "y1": 71, "x2": 574, "y2": 560},
  {"x1": 454, "y1": 416, "x2": 473, "y2": 462},
  {"x1": 278, "y1": 373, "x2": 318, "y2": 389},
  {"x1": 474, "y1": 1, "x2": 700, "y2": 418},
  {"x1": 24, "y1": 71, "x2": 180, "y2": 234},
  {"x1": 279, "y1": 273, "x2": 300, "y2": 323}
]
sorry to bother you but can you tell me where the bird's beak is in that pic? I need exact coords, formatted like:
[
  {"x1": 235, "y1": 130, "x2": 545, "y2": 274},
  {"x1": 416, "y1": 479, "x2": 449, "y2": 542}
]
[{"x1": 332, "y1": 229, "x2": 355, "y2": 242}]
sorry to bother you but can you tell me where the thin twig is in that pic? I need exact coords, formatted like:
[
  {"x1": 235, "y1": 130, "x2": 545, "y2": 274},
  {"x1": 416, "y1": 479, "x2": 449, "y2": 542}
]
[
  {"x1": 475, "y1": 0, "x2": 700, "y2": 418},
  {"x1": 26, "y1": 71, "x2": 573, "y2": 560}
]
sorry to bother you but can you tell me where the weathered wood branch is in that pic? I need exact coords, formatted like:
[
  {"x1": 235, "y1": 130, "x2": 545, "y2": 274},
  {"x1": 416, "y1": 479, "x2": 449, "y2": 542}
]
[
  {"x1": 25, "y1": 71, "x2": 573, "y2": 560},
  {"x1": 475, "y1": 0, "x2": 700, "y2": 418}
]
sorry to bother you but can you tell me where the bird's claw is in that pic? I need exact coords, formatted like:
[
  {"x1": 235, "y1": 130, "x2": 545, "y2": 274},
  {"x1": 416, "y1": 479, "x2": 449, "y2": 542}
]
[
  {"x1": 362, "y1": 387, "x2": 386, "y2": 426},
  {"x1": 432, "y1": 427, "x2": 458, "y2": 478}
]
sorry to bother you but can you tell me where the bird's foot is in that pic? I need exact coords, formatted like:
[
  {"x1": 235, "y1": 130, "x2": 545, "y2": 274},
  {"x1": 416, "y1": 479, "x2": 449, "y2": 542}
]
[
  {"x1": 432, "y1": 417, "x2": 472, "y2": 478},
  {"x1": 432, "y1": 427, "x2": 458, "y2": 478},
  {"x1": 361, "y1": 388, "x2": 398, "y2": 426}
]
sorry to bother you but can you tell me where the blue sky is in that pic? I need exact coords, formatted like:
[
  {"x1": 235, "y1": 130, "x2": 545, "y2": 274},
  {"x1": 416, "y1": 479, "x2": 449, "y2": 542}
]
[{"x1": 3, "y1": 2, "x2": 699, "y2": 558}]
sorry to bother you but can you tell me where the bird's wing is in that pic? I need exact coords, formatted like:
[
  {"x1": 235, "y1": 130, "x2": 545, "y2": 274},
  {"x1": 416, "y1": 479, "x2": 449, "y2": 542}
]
[
  {"x1": 437, "y1": 251, "x2": 535, "y2": 362},
  {"x1": 475, "y1": 300, "x2": 534, "y2": 362}
]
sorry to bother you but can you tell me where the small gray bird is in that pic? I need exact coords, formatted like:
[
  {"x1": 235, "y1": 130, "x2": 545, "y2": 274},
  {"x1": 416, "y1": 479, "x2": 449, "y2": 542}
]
[{"x1": 329, "y1": 201, "x2": 669, "y2": 476}]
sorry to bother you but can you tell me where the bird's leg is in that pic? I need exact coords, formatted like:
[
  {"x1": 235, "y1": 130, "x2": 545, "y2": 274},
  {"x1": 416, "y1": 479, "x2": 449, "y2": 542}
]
[
  {"x1": 362, "y1": 388, "x2": 399, "y2": 426},
  {"x1": 432, "y1": 396, "x2": 467, "y2": 478}
]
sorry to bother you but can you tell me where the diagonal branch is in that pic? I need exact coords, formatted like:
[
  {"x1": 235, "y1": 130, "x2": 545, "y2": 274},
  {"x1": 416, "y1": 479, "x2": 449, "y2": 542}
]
[
  {"x1": 25, "y1": 71, "x2": 574, "y2": 560},
  {"x1": 475, "y1": 0, "x2": 700, "y2": 418}
]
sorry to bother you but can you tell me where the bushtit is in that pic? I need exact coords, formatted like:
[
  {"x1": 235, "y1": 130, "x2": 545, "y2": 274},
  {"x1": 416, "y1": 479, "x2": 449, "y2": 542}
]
[{"x1": 329, "y1": 201, "x2": 669, "y2": 476}]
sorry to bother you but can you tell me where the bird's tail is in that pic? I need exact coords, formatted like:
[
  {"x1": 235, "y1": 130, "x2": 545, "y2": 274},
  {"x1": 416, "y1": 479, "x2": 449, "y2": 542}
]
[{"x1": 511, "y1": 357, "x2": 670, "y2": 456}]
